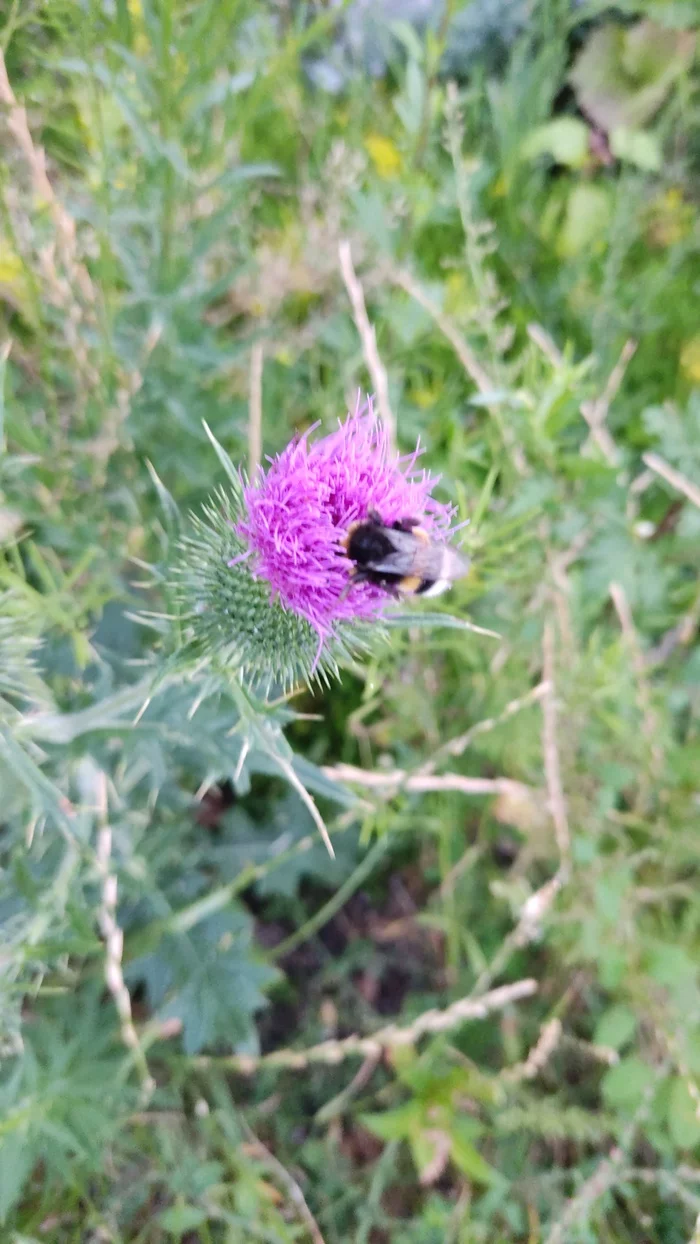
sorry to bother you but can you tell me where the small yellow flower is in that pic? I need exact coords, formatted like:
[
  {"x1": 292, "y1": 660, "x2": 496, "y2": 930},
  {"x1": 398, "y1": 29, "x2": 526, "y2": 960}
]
[
  {"x1": 680, "y1": 335, "x2": 700, "y2": 383},
  {"x1": 0, "y1": 244, "x2": 35, "y2": 326},
  {"x1": 444, "y1": 271, "x2": 470, "y2": 316},
  {"x1": 647, "y1": 188, "x2": 693, "y2": 249},
  {"x1": 412, "y1": 386, "x2": 437, "y2": 410},
  {"x1": 127, "y1": 0, "x2": 149, "y2": 57},
  {"x1": 364, "y1": 134, "x2": 403, "y2": 179}
]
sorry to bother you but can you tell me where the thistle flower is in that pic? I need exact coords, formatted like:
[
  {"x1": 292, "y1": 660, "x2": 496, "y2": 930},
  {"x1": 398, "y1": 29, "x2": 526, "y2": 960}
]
[
  {"x1": 173, "y1": 397, "x2": 460, "y2": 692},
  {"x1": 238, "y1": 397, "x2": 454, "y2": 641}
]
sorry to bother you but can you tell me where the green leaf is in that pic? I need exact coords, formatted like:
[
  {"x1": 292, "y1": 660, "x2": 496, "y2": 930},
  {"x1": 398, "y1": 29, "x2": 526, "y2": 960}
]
[
  {"x1": 0, "y1": 1140, "x2": 33, "y2": 1223},
  {"x1": 646, "y1": 942, "x2": 698, "y2": 997},
  {"x1": 292, "y1": 755, "x2": 364, "y2": 810},
  {"x1": 384, "y1": 611, "x2": 500, "y2": 639},
  {"x1": 521, "y1": 118, "x2": 590, "y2": 168},
  {"x1": 0, "y1": 999, "x2": 127, "y2": 1220},
  {"x1": 145, "y1": 459, "x2": 181, "y2": 533},
  {"x1": 26, "y1": 675, "x2": 158, "y2": 743},
  {"x1": 202, "y1": 420, "x2": 243, "y2": 492},
  {"x1": 610, "y1": 127, "x2": 662, "y2": 170},
  {"x1": 449, "y1": 1125, "x2": 498, "y2": 1185},
  {"x1": 360, "y1": 1102, "x2": 424, "y2": 1142},
  {"x1": 593, "y1": 1005, "x2": 637, "y2": 1052},
  {"x1": 643, "y1": 393, "x2": 700, "y2": 475},
  {"x1": 128, "y1": 908, "x2": 278, "y2": 1055},
  {"x1": 602, "y1": 1055, "x2": 655, "y2": 1112},
  {"x1": 667, "y1": 1078, "x2": 700, "y2": 1150},
  {"x1": 0, "y1": 726, "x2": 78, "y2": 842},
  {"x1": 570, "y1": 21, "x2": 695, "y2": 133},
  {"x1": 410, "y1": 1129, "x2": 450, "y2": 1185},
  {"x1": 158, "y1": 1204, "x2": 209, "y2": 1235},
  {"x1": 557, "y1": 184, "x2": 611, "y2": 258}
]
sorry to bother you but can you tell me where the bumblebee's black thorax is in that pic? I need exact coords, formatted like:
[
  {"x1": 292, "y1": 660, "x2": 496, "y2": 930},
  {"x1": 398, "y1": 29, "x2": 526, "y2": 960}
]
[
  {"x1": 343, "y1": 518, "x2": 423, "y2": 593},
  {"x1": 345, "y1": 522, "x2": 397, "y2": 568},
  {"x1": 341, "y1": 513, "x2": 468, "y2": 600}
]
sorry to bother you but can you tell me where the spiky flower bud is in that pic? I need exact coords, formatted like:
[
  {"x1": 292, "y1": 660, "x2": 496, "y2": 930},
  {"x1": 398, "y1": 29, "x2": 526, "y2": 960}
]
[{"x1": 171, "y1": 397, "x2": 460, "y2": 693}]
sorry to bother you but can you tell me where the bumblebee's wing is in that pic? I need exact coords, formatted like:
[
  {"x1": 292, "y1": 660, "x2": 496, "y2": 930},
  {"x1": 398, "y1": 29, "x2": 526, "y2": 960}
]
[{"x1": 360, "y1": 527, "x2": 431, "y2": 576}]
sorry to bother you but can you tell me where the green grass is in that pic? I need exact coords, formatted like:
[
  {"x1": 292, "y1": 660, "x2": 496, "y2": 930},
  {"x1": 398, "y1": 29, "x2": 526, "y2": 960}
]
[{"x1": 1, "y1": 1, "x2": 700, "y2": 1240}]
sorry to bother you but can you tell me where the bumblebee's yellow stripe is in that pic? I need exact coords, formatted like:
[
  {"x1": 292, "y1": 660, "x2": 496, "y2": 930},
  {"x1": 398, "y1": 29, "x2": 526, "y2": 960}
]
[{"x1": 400, "y1": 574, "x2": 422, "y2": 593}]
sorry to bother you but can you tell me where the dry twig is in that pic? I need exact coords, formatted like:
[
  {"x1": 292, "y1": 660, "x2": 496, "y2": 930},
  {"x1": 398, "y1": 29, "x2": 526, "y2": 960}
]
[
  {"x1": 195, "y1": 979, "x2": 537, "y2": 1072},
  {"x1": 580, "y1": 339, "x2": 636, "y2": 462},
  {"x1": 243, "y1": 1128, "x2": 326, "y2": 1244},
  {"x1": 417, "y1": 680, "x2": 550, "y2": 778},
  {"x1": 392, "y1": 266, "x2": 494, "y2": 395},
  {"x1": 472, "y1": 873, "x2": 563, "y2": 995},
  {"x1": 338, "y1": 240, "x2": 395, "y2": 448}
]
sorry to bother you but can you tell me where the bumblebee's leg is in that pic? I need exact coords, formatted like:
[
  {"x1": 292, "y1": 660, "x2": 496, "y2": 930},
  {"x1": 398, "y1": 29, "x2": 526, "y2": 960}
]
[{"x1": 339, "y1": 566, "x2": 365, "y2": 602}]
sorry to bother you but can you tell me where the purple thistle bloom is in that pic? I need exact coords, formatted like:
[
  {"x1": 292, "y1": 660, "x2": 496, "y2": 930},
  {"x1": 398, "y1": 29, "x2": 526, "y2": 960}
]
[{"x1": 236, "y1": 396, "x2": 456, "y2": 662}]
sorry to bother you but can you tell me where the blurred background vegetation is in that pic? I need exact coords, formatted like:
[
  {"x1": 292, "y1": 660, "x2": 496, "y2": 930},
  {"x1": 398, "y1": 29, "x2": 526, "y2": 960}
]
[{"x1": 1, "y1": 1, "x2": 700, "y2": 1240}]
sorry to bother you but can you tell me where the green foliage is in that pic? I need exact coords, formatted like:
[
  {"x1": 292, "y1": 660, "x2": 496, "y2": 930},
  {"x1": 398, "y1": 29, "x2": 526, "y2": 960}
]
[
  {"x1": 129, "y1": 907, "x2": 279, "y2": 1055},
  {"x1": 1, "y1": 0, "x2": 700, "y2": 1239},
  {"x1": 570, "y1": 19, "x2": 696, "y2": 132},
  {"x1": 0, "y1": 996, "x2": 129, "y2": 1221}
]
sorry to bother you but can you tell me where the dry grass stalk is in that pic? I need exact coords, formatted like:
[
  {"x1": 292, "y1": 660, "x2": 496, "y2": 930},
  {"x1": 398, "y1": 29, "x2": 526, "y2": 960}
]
[
  {"x1": 643, "y1": 451, "x2": 700, "y2": 511},
  {"x1": 528, "y1": 323, "x2": 633, "y2": 466},
  {"x1": 0, "y1": 49, "x2": 98, "y2": 388},
  {"x1": 248, "y1": 341, "x2": 264, "y2": 476},
  {"x1": 417, "y1": 680, "x2": 550, "y2": 778},
  {"x1": 503, "y1": 1018, "x2": 562, "y2": 1084},
  {"x1": 322, "y1": 761, "x2": 536, "y2": 804},
  {"x1": 609, "y1": 581, "x2": 663, "y2": 799},
  {"x1": 527, "y1": 528, "x2": 590, "y2": 626},
  {"x1": 472, "y1": 873, "x2": 564, "y2": 996},
  {"x1": 195, "y1": 979, "x2": 537, "y2": 1072},
  {"x1": 94, "y1": 773, "x2": 154, "y2": 1100},
  {"x1": 338, "y1": 239, "x2": 395, "y2": 448},
  {"x1": 392, "y1": 264, "x2": 528, "y2": 474},
  {"x1": 0, "y1": 49, "x2": 94, "y2": 305},
  {"x1": 526, "y1": 322, "x2": 563, "y2": 370},
  {"x1": 541, "y1": 622, "x2": 571, "y2": 874},
  {"x1": 392, "y1": 266, "x2": 495, "y2": 395},
  {"x1": 646, "y1": 581, "x2": 700, "y2": 666},
  {"x1": 580, "y1": 339, "x2": 636, "y2": 461},
  {"x1": 544, "y1": 1059, "x2": 669, "y2": 1244},
  {"x1": 243, "y1": 1128, "x2": 326, "y2": 1244}
]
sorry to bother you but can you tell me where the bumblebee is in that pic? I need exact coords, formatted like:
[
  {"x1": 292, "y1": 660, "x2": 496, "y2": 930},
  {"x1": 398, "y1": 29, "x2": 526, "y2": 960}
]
[{"x1": 341, "y1": 510, "x2": 470, "y2": 598}]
